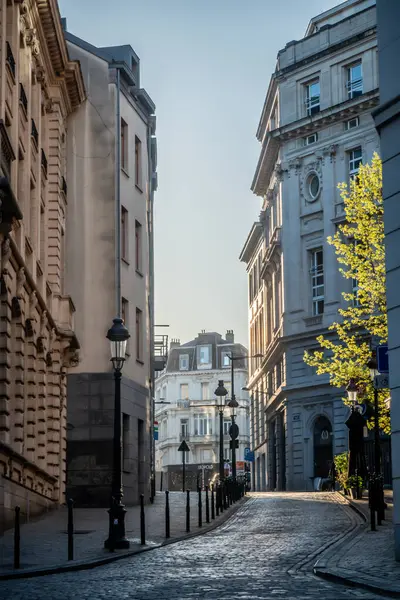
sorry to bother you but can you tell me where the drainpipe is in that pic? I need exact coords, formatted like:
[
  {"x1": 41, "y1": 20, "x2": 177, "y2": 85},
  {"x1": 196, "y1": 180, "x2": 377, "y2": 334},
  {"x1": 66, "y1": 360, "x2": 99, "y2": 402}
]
[
  {"x1": 147, "y1": 121, "x2": 156, "y2": 501},
  {"x1": 115, "y1": 67, "x2": 121, "y2": 317}
]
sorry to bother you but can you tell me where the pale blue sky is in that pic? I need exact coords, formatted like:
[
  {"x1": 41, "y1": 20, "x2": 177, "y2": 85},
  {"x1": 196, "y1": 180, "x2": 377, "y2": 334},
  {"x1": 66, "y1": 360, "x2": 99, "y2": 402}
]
[{"x1": 59, "y1": 0, "x2": 340, "y2": 346}]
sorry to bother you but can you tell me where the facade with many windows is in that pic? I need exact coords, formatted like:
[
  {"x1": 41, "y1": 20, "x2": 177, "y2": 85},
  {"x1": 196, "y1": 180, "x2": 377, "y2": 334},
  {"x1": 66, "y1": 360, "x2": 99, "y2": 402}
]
[
  {"x1": 155, "y1": 331, "x2": 250, "y2": 491},
  {"x1": 240, "y1": 0, "x2": 379, "y2": 492},
  {"x1": 62, "y1": 24, "x2": 158, "y2": 507}
]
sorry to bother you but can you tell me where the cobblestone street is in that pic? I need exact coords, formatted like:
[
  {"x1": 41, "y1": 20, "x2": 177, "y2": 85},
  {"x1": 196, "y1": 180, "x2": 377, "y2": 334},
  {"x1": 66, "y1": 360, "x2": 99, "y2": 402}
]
[{"x1": 0, "y1": 492, "x2": 387, "y2": 599}]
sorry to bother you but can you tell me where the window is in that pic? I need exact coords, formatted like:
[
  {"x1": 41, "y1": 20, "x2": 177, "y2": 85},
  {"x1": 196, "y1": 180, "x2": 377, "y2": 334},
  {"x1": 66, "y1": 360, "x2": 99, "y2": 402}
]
[
  {"x1": 222, "y1": 352, "x2": 230, "y2": 367},
  {"x1": 310, "y1": 249, "x2": 324, "y2": 316},
  {"x1": 121, "y1": 118, "x2": 128, "y2": 171},
  {"x1": 305, "y1": 80, "x2": 320, "y2": 116},
  {"x1": 223, "y1": 447, "x2": 230, "y2": 461},
  {"x1": 121, "y1": 297, "x2": 128, "y2": 328},
  {"x1": 197, "y1": 344, "x2": 211, "y2": 368},
  {"x1": 60, "y1": 228, "x2": 65, "y2": 293},
  {"x1": 307, "y1": 172, "x2": 320, "y2": 200},
  {"x1": 201, "y1": 382, "x2": 209, "y2": 400},
  {"x1": 345, "y1": 117, "x2": 359, "y2": 130},
  {"x1": 304, "y1": 132, "x2": 318, "y2": 146},
  {"x1": 194, "y1": 414, "x2": 212, "y2": 436},
  {"x1": 135, "y1": 136, "x2": 142, "y2": 188},
  {"x1": 121, "y1": 206, "x2": 128, "y2": 260},
  {"x1": 223, "y1": 419, "x2": 231, "y2": 435},
  {"x1": 135, "y1": 220, "x2": 142, "y2": 272},
  {"x1": 180, "y1": 383, "x2": 189, "y2": 399},
  {"x1": 349, "y1": 147, "x2": 362, "y2": 181},
  {"x1": 347, "y1": 62, "x2": 362, "y2": 99},
  {"x1": 179, "y1": 354, "x2": 189, "y2": 371},
  {"x1": 135, "y1": 308, "x2": 143, "y2": 362},
  {"x1": 180, "y1": 419, "x2": 189, "y2": 438}
]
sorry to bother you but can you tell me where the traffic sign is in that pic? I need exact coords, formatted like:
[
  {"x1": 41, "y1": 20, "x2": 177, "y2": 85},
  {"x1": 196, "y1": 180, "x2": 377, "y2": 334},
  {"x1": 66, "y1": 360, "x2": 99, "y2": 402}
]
[
  {"x1": 229, "y1": 440, "x2": 239, "y2": 449},
  {"x1": 245, "y1": 450, "x2": 255, "y2": 462},
  {"x1": 354, "y1": 403, "x2": 367, "y2": 416},
  {"x1": 374, "y1": 374, "x2": 390, "y2": 389},
  {"x1": 244, "y1": 447, "x2": 251, "y2": 460},
  {"x1": 178, "y1": 440, "x2": 190, "y2": 452},
  {"x1": 229, "y1": 423, "x2": 239, "y2": 440},
  {"x1": 377, "y1": 345, "x2": 389, "y2": 373},
  {"x1": 153, "y1": 421, "x2": 159, "y2": 441}
]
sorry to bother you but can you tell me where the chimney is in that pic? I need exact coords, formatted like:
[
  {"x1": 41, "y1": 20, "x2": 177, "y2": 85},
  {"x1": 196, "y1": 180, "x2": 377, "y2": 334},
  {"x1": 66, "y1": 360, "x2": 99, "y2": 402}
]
[
  {"x1": 226, "y1": 329, "x2": 234, "y2": 343},
  {"x1": 170, "y1": 338, "x2": 180, "y2": 349}
]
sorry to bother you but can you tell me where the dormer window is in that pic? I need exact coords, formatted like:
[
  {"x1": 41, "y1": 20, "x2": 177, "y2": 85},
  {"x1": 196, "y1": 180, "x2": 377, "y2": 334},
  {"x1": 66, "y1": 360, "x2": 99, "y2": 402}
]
[
  {"x1": 179, "y1": 354, "x2": 189, "y2": 371},
  {"x1": 305, "y1": 80, "x2": 320, "y2": 116}
]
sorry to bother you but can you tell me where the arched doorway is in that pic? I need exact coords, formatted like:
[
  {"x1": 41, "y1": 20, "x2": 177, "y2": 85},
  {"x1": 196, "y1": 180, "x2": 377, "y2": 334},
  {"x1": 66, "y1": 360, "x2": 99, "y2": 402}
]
[{"x1": 313, "y1": 416, "x2": 333, "y2": 478}]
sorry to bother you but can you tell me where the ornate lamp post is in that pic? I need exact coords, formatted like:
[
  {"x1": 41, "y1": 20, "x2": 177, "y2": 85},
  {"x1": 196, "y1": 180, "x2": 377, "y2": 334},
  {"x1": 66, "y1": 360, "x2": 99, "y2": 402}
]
[
  {"x1": 104, "y1": 317, "x2": 130, "y2": 550},
  {"x1": 214, "y1": 380, "x2": 228, "y2": 484},
  {"x1": 367, "y1": 355, "x2": 385, "y2": 521}
]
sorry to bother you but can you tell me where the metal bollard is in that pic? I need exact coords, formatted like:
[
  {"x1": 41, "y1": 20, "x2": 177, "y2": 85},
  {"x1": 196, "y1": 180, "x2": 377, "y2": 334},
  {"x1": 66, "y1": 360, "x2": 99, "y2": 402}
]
[
  {"x1": 67, "y1": 498, "x2": 74, "y2": 561},
  {"x1": 216, "y1": 485, "x2": 220, "y2": 517},
  {"x1": 369, "y1": 477, "x2": 376, "y2": 532},
  {"x1": 224, "y1": 483, "x2": 228, "y2": 510},
  {"x1": 205, "y1": 486, "x2": 210, "y2": 524},
  {"x1": 186, "y1": 490, "x2": 190, "y2": 533},
  {"x1": 165, "y1": 490, "x2": 170, "y2": 538},
  {"x1": 211, "y1": 485, "x2": 215, "y2": 520},
  {"x1": 198, "y1": 488, "x2": 202, "y2": 527},
  {"x1": 140, "y1": 494, "x2": 146, "y2": 545},
  {"x1": 14, "y1": 506, "x2": 20, "y2": 569}
]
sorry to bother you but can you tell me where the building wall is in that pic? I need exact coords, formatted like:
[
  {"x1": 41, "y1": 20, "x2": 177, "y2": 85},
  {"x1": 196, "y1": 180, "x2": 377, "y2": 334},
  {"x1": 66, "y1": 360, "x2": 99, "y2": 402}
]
[
  {"x1": 64, "y1": 31, "x2": 155, "y2": 507},
  {"x1": 373, "y1": 0, "x2": 400, "y2": 562},
  {"x1": 0, "y1": 0, "x2": 85, "y2": 531},
  {"x1": 242, "y1": 0, "x2": 380, "y2": 492}
]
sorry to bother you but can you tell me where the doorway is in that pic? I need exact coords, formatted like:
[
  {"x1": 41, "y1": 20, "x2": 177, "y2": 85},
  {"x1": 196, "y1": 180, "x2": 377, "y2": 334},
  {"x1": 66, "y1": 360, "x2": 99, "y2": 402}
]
[{"x1": 313, "y1": 416, "x2": 333, "y2": 478}]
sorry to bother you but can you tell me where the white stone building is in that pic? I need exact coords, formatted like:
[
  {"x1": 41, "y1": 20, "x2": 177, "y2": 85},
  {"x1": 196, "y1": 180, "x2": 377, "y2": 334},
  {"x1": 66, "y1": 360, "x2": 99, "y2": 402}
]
[
  {"x1": 240, "y1": 0, "x2": 379, "y2": 491},
  {"x1": 155, "y1": 331, "x2": 250, "y2": 491}
]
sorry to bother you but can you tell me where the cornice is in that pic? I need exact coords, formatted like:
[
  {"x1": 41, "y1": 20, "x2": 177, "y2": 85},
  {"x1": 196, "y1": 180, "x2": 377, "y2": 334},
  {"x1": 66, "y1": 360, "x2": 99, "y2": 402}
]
[{"x1": 239, "y1": 221, "x2": 263, "y2": 264}]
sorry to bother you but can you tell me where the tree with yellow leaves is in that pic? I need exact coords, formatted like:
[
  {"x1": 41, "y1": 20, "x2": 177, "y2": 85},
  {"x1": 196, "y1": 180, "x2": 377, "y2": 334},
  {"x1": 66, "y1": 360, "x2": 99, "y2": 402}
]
[{"x1": 304, "y1": 153, "x2": 390, "y2": 432}]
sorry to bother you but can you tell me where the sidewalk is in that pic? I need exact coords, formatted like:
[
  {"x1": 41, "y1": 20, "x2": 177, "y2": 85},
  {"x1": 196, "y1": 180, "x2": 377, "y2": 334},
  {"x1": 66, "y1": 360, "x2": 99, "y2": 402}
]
[
  {"x1": 0, "y1": 491, "x2": 246, "y2": 580},
  {"x1": 314, "y1": 491, "x2": 400, "y2": 596}
]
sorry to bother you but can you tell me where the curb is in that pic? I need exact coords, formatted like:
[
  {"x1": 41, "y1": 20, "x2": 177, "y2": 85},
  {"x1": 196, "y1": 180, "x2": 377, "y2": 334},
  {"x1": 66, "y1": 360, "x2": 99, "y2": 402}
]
[
  {"x1": 336, "y1": 491, "x2": 367, "y2": 522},
  {"x1": 314, "y1": 566, "x2": 400, "y2": 598},
  {"x1": 0, "y1": 496, "x2": 248, "y2": 580}
]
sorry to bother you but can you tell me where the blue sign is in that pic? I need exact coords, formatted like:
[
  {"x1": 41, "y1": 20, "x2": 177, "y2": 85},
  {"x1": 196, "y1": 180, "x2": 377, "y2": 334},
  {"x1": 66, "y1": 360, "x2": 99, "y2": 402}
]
[
  {"x1": 244, "y1": 448, "x2": 255, "y2": 462},
  {"x1": 153, "y1": 431, "x2": 159, "y2": 441},
  {"x1": 377, "y1": 345, "x2": 389, "y2": 373},
  {"x1": 244, "y1": 447, "x2": 250, "y2": 460}
]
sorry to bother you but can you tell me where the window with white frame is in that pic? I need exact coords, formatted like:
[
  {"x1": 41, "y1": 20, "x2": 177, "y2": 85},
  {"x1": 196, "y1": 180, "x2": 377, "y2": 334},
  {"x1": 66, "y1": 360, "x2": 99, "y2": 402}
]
[
  {"x1": 180, "y1": 383, "x2": 189, "y2": 399},
  {"x1": 349, "y1": 147, "x2": 362, "y2": 181},
  {"x1": 304, "y1": 132, "x2": 318, "y2": 146},
  {"x1": 222, "y1": 352, "x2": 230, "y2": 367},
  {"x1": 345, "y1": 116, "x2": 359, "y2": 130},
  {"x1": 180, "y1": 419, "x2": 189, "y2": 438},
  {"x1": 347, "y1": 62, "x2": 363, "y2": 99},
  {"x1": 310, "y1": 249, "x2": 324, "y2": 316},
  {"x1": 305, "y1": 79, "x2": 320, "y2": 116},
  {"x1": 197, "y1": 344, "x2": 211, "y2": 368},
  {"x1": 179, "y1": 353, "x2": 189, "y2": 371},
  {"x1": 223, "y1": 419, "x2": 231, "y2": 435},
  {"x1": 193, "y1": 414, "x2": 212, "y2": 436},
  {"x1": 201, "y1": 382, "x2": 209, "y2": 400}
]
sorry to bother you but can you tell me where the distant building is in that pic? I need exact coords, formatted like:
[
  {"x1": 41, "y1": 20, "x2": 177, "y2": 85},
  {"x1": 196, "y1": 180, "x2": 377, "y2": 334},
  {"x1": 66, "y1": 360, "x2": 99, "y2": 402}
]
[
  {"x1": 63, "y1": 24, "x2": 161, "y2": 507},
  {"x1": 240, "y1": 0, "x2": 379, "y2": 492},
  {"x1": 155, "y1": 331, "x2": 250, "y2": 491}
]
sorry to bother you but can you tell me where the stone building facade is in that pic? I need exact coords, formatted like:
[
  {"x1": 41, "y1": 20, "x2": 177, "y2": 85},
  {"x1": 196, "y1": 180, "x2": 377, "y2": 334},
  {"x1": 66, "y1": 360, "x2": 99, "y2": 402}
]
[
  {"x1": 155, "y1": 331, "x2": 250, "y2": 491},
  {"x1": 240, "y1": 0, "x2": 380, "y2": 492},
  {"x1": 63, "y1": 27, "x2": 157, "y2": 507},
  {"x1": 0, "y1": 0, "x2": 85, "y2": 530}
]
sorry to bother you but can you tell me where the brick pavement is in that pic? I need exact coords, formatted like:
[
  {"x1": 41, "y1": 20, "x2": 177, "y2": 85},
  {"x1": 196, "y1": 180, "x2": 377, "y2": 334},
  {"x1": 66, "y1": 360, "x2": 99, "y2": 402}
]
[
  {"x1": 314, "y1": 491, "x2": 400, "y2": 596},
  {"x1": 0, "y1": 490, "x2": 238, "y2": 577},
  {"x1": 0, "y1": 492, "x2": 385, "y2": 599}
]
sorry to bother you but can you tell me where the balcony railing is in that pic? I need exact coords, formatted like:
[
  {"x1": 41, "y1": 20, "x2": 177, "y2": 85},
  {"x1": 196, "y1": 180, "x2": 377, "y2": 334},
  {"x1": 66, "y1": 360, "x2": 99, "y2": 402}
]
[
  {"x1": 31, "y1": 119, "x2": 38, "y2": 146},
  {"x1": 6, "y1": 42, "x2": 15, "y2": 78},
  {"x1": 41, "y1": 149, "x2": 48, "y2": 177},
  {"x1": 19, "y1": 84, "x2": 28, "y2": 112}
]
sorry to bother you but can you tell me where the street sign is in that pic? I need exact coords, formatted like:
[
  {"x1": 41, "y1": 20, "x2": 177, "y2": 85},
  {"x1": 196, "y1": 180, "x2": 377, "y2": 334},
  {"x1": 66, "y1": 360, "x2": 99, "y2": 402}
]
[
  {"x1": 153, "y1": 421, "x2": 159, "y2": 441},
  {"x1": 354, "y1": 403, "x2": 367, "y2": 416},
  {"x1": 377, "y1": 345, "x2": 389, "y2": 373},
  {"x1": 244, "y1": 447, "x2": 251, "y2": 460},
  {"x1": 245, "y1": 450, "x2": 255, "y2": 462},
  {"x1": 229, "y1": 423, "x2": 239, "y2": 440},
  {"x1": 178, "y1": 440, "x2": 190, "y2": 452},
  {"x1": 197, "y1": 464, "x2": 213, "y2": 470},
  {"x1": 374, "y1": 374, "x2": 390, "y2": 389},
  {"x1": 229, "y1": 440, "x2": 239, "y2": 449}
]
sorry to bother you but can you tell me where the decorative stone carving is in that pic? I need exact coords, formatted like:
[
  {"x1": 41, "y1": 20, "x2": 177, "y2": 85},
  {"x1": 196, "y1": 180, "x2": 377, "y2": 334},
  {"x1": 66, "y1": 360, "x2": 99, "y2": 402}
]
[
  {"x1": 1, "y1": 237, "x2": 11, "y2": 272},
  {"x1": 29, "y1": 291, "x2": 37, "y2": 319},
  {"x1": 44, "y1": 99, "x2": 55, "y2": 114},
  {"x1": 300, "y1": 161, "x2": 323, "y2": 203},
  {"x1": 288, "y1": 157, "x2": 303, "y2": 176},
  {"x1": 274, "y1": 163, "x2": 285, "y2": 182},
  {"x1": 16, "y1": 267, "x2": 26, "y2": 297},
  {"x1": 40, "y1": 311, "x2": 48, "y2": 337},
  {"x1": 62, "y1": 348, "x2": 80, "y2": 369},
  {"x1": 323, "y1": 144, "x2": 338, "y2": 163}
]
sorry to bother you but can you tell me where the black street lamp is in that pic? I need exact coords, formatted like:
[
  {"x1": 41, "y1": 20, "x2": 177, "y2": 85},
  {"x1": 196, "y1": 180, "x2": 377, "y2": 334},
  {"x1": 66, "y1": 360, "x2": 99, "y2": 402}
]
[
  {"x1": 214, "y1": 380, "x2": 228, "y2": 483},
  {"x1": 104, "y1": 317, "x2": 130, "y2": 550},
  {"x1": 367, "y1": 356, "x2": 385, "y2": 521}
]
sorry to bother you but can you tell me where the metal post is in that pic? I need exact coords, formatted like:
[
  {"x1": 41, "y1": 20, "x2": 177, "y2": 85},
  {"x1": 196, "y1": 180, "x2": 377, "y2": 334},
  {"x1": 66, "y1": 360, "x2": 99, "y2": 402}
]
[
  {"x1": 14, "y1": 506, "x2": 20, "y2": 569},
  {"x1": 198, "y1": 488, "x2": 202, "y2": 527},
  {"x1": 182, "y1": 449, "x2": 186, "y2": 493},
  {"x1": 67, "y1": 498, "x2": 74, "y2": 561},
  {"x1": 165, "y1": 490, "x2": 170, "y2": 538},
  {"x1": 216, "y1": 484, "x2": 220, "y2": 517},
  {"x1": 224, "y1": 481, "x2": 228, "y2": 510},
  {"x1": 205, "y1": 486, "x2": 210, "y2": 523},
  {"x1": 369, "y1": 476, "x2": 376, "y2": 531},
  {"x1": 219, "y1": 409, "x2": 224, "y2": 484},
  {"x1": 219, "y1": 483, "x2": 224, "y2": 513},
  {"x1": 140, "y1": 494, "x2": 145, "y2": 545},
  {"x1": 105, "y1": 369, "x2": 129, "y2": 549},
  {"x1": 374, "y1": 387, "x2": 385, "y2": 522},
  {"x1": 211, "y1": 485, "x2": 215, "y2": 520},
  {"x1": 231, "y1": 357, "x2": 237, "y2": 482},
  {"x1": 186, "y1": 490, "x2": 190, "y2": 533}
]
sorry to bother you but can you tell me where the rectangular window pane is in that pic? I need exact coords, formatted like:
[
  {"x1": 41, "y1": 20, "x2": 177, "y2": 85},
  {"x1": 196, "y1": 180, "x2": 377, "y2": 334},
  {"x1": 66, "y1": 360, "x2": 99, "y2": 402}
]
[
  {"x1": 135, "y1": 220, "x2": 142, "y2": 271},
  {"x1": 305, "y1": 80, "x2": 320, "y2": 115},
  {"x1": 135, "y1": 308, "x2": 143, "y2": 361},
  {"x1": 121, "y1": 119, "x2": 128, "y2": 170},
  {"x1": 135, "y1": 136, "x2": 142, "y2": 188},
  {"x1": 349, "y1": 147, "x2": 362, "y2": 180},
  {"x1": 201, "y1": 382, "x2": 209, "y2": 400},
  {"x1": 121, "y1": 206, "x2": 128, "y2": 260},
  {"x1": 311, "y1": 249, "x2": 324, "y2": 316},
  {"x1": 179, "y1": 354, "x2": 189, "y2": 371},
  {"x1": 347, "y1": 62, "x2": 363, "y2": 99},
  {"x1": 180, "y1": 384, "x2": 189, "y2": 399}
]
